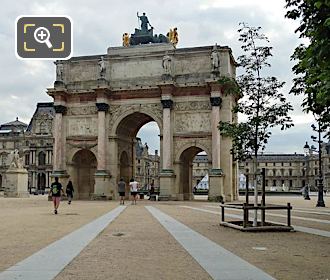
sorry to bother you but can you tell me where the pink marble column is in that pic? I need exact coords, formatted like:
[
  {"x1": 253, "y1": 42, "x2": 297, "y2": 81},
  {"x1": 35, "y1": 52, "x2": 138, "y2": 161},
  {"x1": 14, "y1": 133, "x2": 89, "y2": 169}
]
[
  {"x1": 161, "y1": 99, "x2": 173, "y2": 170},
  {"x1": 96, "y1": 103, "x2": 109, "y2": 172},
  {"x1": 210, "y1": 96, "x2": 221, "y2": 170},
  {"x1": 53, "y1": 105, "x2": 66, "y2": 171}
]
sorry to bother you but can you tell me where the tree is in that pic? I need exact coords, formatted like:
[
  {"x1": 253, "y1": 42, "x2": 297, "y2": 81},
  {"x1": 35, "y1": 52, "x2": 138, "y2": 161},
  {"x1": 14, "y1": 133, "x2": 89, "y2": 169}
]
[
  {"x1": 285, "y1": 0, "x2": 330, "y2": 138},
  {"x1": 219, "y1": 23, "x2": 294, "y2": 226}
]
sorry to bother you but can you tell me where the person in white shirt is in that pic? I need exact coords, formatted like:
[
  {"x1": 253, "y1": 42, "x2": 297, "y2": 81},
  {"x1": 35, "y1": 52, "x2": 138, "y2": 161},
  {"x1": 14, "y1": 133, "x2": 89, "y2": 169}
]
[{"x1": 129, "y1": 178, "x2": 139, "y2": 205}]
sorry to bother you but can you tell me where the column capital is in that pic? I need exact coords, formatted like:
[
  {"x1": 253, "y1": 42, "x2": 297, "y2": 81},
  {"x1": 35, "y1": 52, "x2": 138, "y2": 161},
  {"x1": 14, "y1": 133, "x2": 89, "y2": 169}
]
[
  {"x1": 210, "y1": 97, "x2": 222, "y2": 107},
  {"x1": 96, "y1": 102, "x2": 109, "y2": 112},
  {"x1": 161, "y1": 99, "x2": 173, "y2": 109},
  {"x1": 54, "y1": 105, "x2": 67, "y2": 114}
]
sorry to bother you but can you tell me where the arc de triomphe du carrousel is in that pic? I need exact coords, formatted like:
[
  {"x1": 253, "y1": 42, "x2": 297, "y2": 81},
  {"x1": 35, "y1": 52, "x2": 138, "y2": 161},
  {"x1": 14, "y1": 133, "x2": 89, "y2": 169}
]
[{"x1": 47, "y1": 13, "x2": 239, "y2": 201}]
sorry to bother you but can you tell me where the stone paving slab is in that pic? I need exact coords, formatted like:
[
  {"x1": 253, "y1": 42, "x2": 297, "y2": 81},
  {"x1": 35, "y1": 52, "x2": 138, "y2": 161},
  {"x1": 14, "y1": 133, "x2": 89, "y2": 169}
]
[{"x1": 146, "y1": 206, "x2": 275, "y2": 280}]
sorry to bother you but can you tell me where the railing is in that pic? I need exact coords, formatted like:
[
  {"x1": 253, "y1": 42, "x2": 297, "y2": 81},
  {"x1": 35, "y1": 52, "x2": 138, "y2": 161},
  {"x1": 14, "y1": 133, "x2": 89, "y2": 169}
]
[{"x1": 220, "y1": 202, "x2": 292, "y2": 230}]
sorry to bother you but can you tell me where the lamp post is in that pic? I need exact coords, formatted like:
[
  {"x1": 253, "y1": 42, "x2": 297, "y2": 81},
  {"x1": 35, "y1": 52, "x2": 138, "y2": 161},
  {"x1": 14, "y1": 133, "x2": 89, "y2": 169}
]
[
  {"x1": 303, "y1": 142, "x2": 310, "y2": 200},
  {"x1": 311, "y1": 123, "x2": 325, "y2": 207}
]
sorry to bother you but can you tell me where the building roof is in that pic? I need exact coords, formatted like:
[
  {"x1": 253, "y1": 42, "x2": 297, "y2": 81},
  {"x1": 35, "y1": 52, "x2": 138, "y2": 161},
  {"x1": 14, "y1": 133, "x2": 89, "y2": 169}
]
[
  {"x1": 26, "y1": 102, "x2": 54, "y2": 132},
  {"x1": 256, "y1": 154, "x2": 305, "y2": 161},
  {"x1": 0, "y1": 117, "x2": 28, "y2": 132}
]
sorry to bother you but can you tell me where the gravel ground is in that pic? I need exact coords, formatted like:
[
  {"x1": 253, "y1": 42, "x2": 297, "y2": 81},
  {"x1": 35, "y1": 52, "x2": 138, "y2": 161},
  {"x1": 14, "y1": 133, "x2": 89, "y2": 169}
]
[{"x1": 1, "y1": 195, "x2": 329, "y2": 280}]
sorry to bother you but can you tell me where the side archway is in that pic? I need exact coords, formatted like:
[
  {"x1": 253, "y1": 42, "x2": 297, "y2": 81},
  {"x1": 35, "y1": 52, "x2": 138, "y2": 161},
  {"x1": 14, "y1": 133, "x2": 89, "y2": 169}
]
[
  {"x1": 176, "y1": 146, "x2": 210, "y2": 200},
  {"x1": 72, "y1": 149, "x2": 97, "y2": 199}
]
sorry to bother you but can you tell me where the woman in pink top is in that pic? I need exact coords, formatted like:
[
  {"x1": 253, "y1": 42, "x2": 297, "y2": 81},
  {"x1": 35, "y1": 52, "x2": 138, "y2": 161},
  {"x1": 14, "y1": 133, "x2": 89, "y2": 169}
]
[{"x1": 129, "y1": 178, "x2": 139, "y2": 205}]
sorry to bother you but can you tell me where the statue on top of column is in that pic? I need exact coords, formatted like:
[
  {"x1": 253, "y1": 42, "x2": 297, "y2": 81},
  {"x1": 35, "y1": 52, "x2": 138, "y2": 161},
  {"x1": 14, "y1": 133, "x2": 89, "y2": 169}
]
[
  {"x1": 55, "y1": 61, "x2": 64, "y2": 81},
  {"x1": 162, "y1": 51, "x2": 172, "y2": 76},
  {"x1": 98, "y1": 56, "x2": 106, "y2": 79},
  {"x1": 211, "y1": 44, "x2": 220, "y2": 72}
]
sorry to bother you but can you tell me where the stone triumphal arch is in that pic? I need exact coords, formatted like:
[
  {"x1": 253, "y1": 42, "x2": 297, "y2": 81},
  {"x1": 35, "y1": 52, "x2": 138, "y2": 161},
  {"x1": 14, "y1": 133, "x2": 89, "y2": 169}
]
[{"x1": 48, "y1": 43, "x2": 239, "y2": 201}]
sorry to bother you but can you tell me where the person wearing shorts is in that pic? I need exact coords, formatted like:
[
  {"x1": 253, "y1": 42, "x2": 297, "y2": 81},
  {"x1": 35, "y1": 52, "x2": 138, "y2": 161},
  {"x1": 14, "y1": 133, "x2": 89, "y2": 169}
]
[
  {"x1": 118, "y1": 178, "x2": 126, "y2": 205},
  {"x1": 50, "y1": 177, "x2": 65, "y2": 214},
  {"x1": 129, "y1": 178, "x2": 139, "y2": 205}
]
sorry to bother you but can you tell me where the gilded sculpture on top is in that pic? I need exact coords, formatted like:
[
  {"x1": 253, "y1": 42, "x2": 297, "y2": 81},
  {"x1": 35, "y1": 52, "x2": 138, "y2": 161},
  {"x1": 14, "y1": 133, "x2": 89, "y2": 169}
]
[
  {"x1": 122, "y1": 33, "x2": 130, "y2": 47},
  {"x1": 123, "y1": 13, "x2": 180, "y2": 46},
  {"x1": 167, "y1": 28, "x2": 179, "y2": 48}
]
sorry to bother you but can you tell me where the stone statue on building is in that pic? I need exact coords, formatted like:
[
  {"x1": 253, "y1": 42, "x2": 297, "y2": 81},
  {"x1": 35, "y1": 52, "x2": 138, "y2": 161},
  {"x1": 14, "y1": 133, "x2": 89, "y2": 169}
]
[
  {"x1": 162, "y1": 52, "x2": 172, "y2": 75},
  {"x1": 55, "y1": 61, "x2": 64, "y2": 81},
  {"x1": 211, "y1": 44, "x2": 220, "y2": 73},
  {"x1": 98, "y1": 56, "x2": 106, "y2": 78}
]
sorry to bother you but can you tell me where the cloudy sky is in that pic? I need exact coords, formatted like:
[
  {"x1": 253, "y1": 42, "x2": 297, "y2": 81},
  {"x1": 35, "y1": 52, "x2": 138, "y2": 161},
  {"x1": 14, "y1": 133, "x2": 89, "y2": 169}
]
[{"x1": 0, "y1": 0, "x2": 317, "y2": 155}]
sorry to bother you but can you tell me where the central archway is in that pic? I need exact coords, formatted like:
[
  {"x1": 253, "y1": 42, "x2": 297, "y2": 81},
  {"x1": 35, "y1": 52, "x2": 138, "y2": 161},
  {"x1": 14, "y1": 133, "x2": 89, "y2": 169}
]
[
  {"x1": 115, "y1": 111, "x2": 161, "y2": 198},
  {"x1": 72, "y1": 149, "x2": 97, "y2": 199}
]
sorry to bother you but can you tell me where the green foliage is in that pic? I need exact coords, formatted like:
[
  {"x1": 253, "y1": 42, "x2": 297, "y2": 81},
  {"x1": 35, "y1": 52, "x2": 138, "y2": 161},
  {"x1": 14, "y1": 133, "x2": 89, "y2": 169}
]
[
  {"x1": 285, "y1": 0, "x2": 330, "y2": 137},
  {"x1": 219, "y1": 23, "x2": 294, "y2": 161},
  {"x1": 217, "y1": 76, "x2": 241, "y2": 96}
]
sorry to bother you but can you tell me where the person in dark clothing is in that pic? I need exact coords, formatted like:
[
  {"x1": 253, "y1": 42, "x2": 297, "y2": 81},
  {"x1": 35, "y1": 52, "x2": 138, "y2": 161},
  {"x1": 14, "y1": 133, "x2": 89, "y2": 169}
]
[
  {"x1": 118, "y1": 178, "x2": 126, "y2": 205},
  {"x1": 49, "y1": 177, "x2": 65, "y2": 214},
  {"x1": 148, "y1": 182, "x2": 155, "y2": 200},
  {"x1": 66, "y1": 180, "x2": 74, "y2": 204}
]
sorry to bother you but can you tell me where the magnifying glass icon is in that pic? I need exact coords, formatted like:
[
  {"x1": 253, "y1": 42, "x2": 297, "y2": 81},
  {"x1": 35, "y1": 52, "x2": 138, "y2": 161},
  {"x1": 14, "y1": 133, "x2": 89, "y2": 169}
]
[{"x1": 34, "y1": 27, "x2": 53, "y2": 49}]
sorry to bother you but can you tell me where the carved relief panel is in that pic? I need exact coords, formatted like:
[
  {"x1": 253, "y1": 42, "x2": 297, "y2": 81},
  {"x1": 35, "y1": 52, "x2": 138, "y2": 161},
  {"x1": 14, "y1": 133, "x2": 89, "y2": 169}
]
[
  {"x1": 67, "y1": 117, "x2": 97, "y2": 136},
  {"x1": 175, "y1": 112, "x2": 211, "y2": 133}
]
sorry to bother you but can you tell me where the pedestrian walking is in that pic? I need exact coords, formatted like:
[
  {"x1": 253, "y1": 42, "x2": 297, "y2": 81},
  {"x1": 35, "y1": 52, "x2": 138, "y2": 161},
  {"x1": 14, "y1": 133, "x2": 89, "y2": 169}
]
[
  {"x1": 66, "y1": 180, "x2": 74, "y2": 204},
  {"x1": 49, "y1": 177, "x2": 65, "y2": 214},
  {"x1": 129, "y1": 178, "x2": 139, "y2": 205},
  {"x1": 148, "y1": 182, "x2": 155, "y2": 200},
  {"x1": 118, "y1": 178, "x2": 126, "y2": 205}
]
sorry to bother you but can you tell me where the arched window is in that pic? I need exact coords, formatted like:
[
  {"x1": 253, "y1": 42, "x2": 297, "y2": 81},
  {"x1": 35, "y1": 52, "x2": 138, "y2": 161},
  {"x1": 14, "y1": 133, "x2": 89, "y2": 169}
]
[{"x1": 38, "y1": 151, "x2": 46, "y2": 166}]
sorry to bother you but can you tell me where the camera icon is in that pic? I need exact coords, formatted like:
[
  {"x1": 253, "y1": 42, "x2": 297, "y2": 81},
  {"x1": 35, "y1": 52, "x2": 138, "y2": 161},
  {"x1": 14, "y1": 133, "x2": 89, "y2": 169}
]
[{"x1": 16, "y1": 16, "x2": 72, "y2": 60}]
